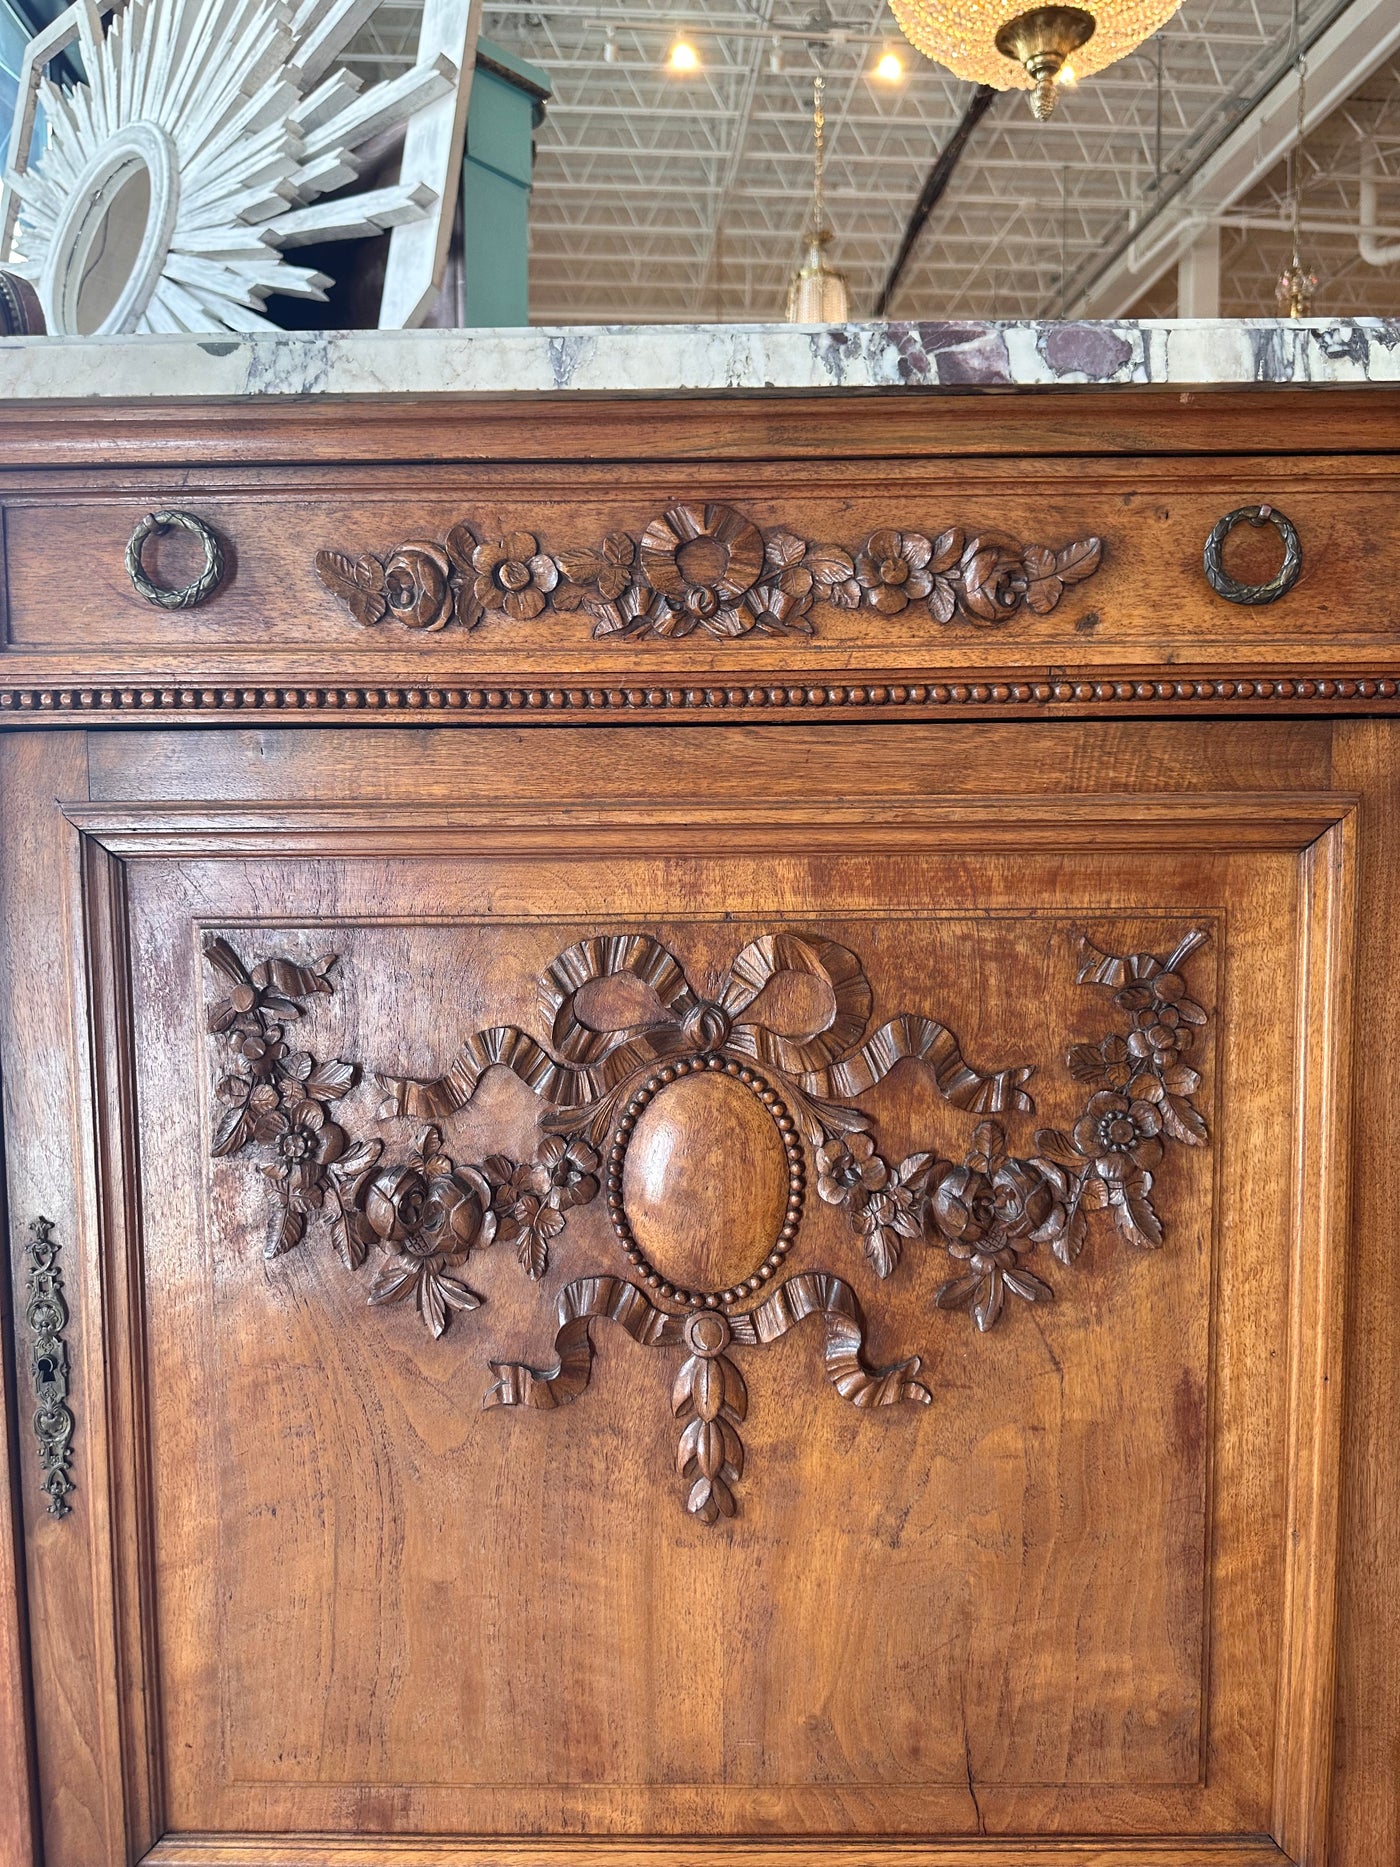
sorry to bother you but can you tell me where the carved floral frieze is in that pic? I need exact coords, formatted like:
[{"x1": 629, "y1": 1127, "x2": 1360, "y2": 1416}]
[
  {"x1": 315, "y1": 500, "x2": 1104, "y2": 640},
  {"x1": 204, "y1": 922, "x2": 1211, "y2": 1522}
]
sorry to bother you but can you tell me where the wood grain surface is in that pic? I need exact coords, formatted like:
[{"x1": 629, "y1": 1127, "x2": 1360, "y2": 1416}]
[{"x1": 0, "y1": 379, "x2": 1395, "y2": 1867}]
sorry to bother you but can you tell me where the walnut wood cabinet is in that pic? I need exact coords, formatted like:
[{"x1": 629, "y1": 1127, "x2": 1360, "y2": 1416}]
[{"x1": 0, "y1": 386, "x2": 1397, "y2": 1867}]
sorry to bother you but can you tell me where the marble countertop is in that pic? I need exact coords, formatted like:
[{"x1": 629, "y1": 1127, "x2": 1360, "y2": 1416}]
[{"x1": 3, "y1": 318, "x2": 1399, "y2": 398}]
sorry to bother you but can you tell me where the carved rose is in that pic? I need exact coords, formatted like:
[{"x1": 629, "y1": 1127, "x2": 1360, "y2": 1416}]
[
  {"x1": 366, "y1": 1163, "x2": 428, "y2": 1243},
  {"x1": 932, "y1": 1125, "x2": 1057, "y2": 1331},
  {"x1": 383, "y1": 543, "x2": 455, "y2": 632},
  {"x1": 367, "y1": 1130, "x2": 496, "y2": 1338},
  {"x1": 471, "y1": 531, "x2": 560, "y2": 621}
]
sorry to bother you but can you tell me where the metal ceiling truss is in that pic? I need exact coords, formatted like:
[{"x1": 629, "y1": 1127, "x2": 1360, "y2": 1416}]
[{"x1": 348, "y1": 0, "x2": 1394, "y2": 322}]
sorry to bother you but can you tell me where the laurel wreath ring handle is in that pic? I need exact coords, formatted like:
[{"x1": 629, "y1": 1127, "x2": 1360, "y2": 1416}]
[
  {"x1": 125, "y1": 510, "x2": 226, "y2": 610},
  {"x1": 1202, "y1": 504, "x2": 1301, "y2": 606}
]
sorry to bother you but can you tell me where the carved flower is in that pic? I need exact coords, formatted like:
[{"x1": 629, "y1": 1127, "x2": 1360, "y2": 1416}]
[
  {"x1": 264, "y1": 1099, "x2": 347, "y2": 1212},
  {"x1": 382, "y1": 543, "x2": 455, "y2": 632},
  {"x1": 367, "y1": 1129, "x2": 495, "y2": 1338},
  {"x1": 1119, "y1": 970, "x2": 1208, "y2": 1071},
  {"x1": 482, "y1": 1146, "x2": 582, "y2": 1280},
  {"x1": 471, "y1": 531, "x2": 560, "y2": 621},
  {"x1": 854, "y1": 529, "x2": 935, "y2": 615},
  {"x1": 235, "y1": 1026, "x2": 287, "y2": 1079},
  {"x1": 744, "y1": 565, "x2": 815, "y2": 636},
  {"x1": 1126, "y1": 1001, "x2": 1195, "y2": 1068},
  {"x1": 932, "y1": 1124, "x2": 1056, "y2": 1331},
  {"x1": 816, "y1": 1132, "x2": 888, "y2": 1205},
  {"x1": 638, "y1": 502, "x2": 765, "y2": 637},
  {"x1": 536, "y1": 1134, "x2": 601, "y2": 1211},
  {"x1": 1071, "y1": 1090, "x2": 1163, "y2": 1177}
]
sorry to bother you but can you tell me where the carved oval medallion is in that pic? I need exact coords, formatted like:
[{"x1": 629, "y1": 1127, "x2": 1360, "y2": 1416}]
[{"x1": 608, "y1": 1057, "x2": 805, "y2": 1307}]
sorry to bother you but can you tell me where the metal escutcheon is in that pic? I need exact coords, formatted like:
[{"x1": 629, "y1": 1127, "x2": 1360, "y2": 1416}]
[
  {"x1": 1202, "y1": 503, "x2": 1301, "y2": 606},
  {"x1": 125, "y1": 509, "x2": 226, "y2": 610}
]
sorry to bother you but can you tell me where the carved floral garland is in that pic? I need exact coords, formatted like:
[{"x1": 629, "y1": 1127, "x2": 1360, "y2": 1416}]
[
  {"x1": 205, "y1": 923, "x2": 1210, "y2": 1521},
  {"x1": 315, "y1": 500, "x2": 1103, "y2": 640}
]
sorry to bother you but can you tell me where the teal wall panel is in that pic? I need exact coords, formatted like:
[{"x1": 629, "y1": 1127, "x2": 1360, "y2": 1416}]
[{"x1": 462, "y1": 37, "x2": 550, "y2": 328}]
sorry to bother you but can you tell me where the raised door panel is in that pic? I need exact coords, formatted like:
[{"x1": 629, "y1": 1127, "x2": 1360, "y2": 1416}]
[{"x1": 0, "y1": 727, "x2": 1350, "y2": 1867}]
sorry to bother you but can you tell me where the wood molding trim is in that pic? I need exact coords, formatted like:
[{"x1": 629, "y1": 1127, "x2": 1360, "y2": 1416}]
[{"x1": 5, "y1": 670, "x2": 1400, "y2": 725}]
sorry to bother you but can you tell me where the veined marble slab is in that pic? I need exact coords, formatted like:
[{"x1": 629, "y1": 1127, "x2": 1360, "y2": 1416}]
[{"x1": 2, "y1": 318, "x2": 1399, "y2": 398}]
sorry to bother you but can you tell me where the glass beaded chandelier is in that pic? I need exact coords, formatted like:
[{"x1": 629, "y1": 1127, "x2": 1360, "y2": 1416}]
[{"x1": 889, "y1": 0, "x2": 1184, "y2": 119}]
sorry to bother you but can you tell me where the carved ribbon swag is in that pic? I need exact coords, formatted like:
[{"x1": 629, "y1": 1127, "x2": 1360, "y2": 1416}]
[
  {"x1": 487, "y1": 1273, "x2": 930, "y2": 1522},
  {"x1": 204, "y1": 923, "x2": 1211, "y2": 1523},
  {"x1": 315, "y1": 499, "x2": 1104, "y2": 641}
]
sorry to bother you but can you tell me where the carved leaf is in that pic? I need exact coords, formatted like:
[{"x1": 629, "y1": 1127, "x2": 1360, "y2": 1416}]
[
  {"x1": 1068, "y1": 1042, "x2": 1112, "y2": 1084},
  {"x1": 1111, "y1": 1172, "x2": 1162, "y2": 1249},
  {"x1": 764, "y1": 530, "x2": 808, "y2": 570},
  {"x1": 211, "y1": 1101, "x2": 253, "y2": 1157},
  {"x1": 1003, "y1": 1267, "x2": 1054, "y2": 1304},
  {"x1": 267, "y1": 1204, "x2": 304, "y2": 1260},
  {"x1": 1055, "y1": 537, "x2": 1103, "y2": 583},
  {"x1": 314, "y1": 550, "x2": 387, "y2": 628},
  {"x1": 1159, "y1": 1092, "x2": 1208, "y2": 1145},
  {"x1": 1052, "y1": 1199, "x2": 1089, "y2": 1266},
  {"x1": 1032, "y1": 1127, "x2": 1082, "y2": 1167},
  {"x1": 444, "y1": 523, "x2": 476, "y2": 572},
  {"x1": 864, "y1": 1224, "x2": 901, "y2": 1279},
  {"x1": 807, "y1": 545, "x2": 856, "y2": 585},
  {"x1": 928, "y1": 527, "x2": 964, "y2": 574},
  {"x1": 203, "y1": 935, "x2": 250, "y2": 988},
  {"x1": 555, "y1": 545, "x2": 604, "y2": 585},
  {"x1": 304, "y1": 1058, "x2": 356, "y2": 1100},
  {"x1": 972, "y1": 1269, "x2": 1004, "y2": 1332}
]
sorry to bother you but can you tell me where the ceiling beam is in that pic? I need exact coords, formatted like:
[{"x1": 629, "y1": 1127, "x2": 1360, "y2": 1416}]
[{"x1": 1066, "y1": 0, "x2": 1400, "y2": 315}]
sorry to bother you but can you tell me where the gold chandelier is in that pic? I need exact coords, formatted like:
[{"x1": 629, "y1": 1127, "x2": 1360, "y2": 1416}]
[{"x1": 890, "y1": 0, "x2": 1184, "y2": 119}]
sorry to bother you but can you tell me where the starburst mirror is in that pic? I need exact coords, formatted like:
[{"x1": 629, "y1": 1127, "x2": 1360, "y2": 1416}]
[{"x1": 0, "y1": 0, "x2": 478, "y2": 333}]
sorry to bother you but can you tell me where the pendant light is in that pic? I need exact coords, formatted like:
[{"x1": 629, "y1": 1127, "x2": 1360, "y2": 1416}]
[
  {"x1": 890, "y1": 0, "x2": 1183, "y2": 120},
  {"x1": 786, "y1": 73, "x2": 851, "y2": 322},
  {"x1": 1276, "y1": 20, "x2": 1318, "y2": 317}
]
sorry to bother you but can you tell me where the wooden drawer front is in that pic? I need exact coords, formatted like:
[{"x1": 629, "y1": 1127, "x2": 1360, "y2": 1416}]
[
  {"x1": 3, "y1": 457, "x2": 1398, "y2": 675},
  {"x1": 1, "y1": 723, "x2": 1346, "y2": 1867}
]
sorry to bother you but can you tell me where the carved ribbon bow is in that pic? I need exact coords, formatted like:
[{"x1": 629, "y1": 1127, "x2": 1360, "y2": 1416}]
[{"x1": 378, "y1": 930, "x2": 1033, "y2": 1146}]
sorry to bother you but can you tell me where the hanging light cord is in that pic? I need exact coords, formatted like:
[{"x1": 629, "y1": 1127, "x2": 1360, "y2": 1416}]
[{"x1": 1290, "y1": 0, "x2": 1305, "y2": 275}]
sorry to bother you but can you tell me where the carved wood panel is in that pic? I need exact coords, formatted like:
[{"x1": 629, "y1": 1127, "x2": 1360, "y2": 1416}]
[
  {"x1": 202, "y1": 922, "x2": 1212, "y2": 1526},
  {"x1": 3, "y1": 719, "x2": 1353, "y2": 1866}
]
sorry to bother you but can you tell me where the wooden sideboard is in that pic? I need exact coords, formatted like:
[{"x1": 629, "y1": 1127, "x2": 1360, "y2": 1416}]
[{"x1": 0, "y1": 384, "x2": 1397, "y2": 1867}]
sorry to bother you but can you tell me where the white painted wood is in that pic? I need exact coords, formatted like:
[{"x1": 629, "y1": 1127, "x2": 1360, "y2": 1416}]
[
  {"x1": 1177, "y1": 224, "x2": 1221, "y2": 318},
  {"x1": 378, "y1": 0, "x2": 484, "y2": 330},
  {"x1": 0, "y1": 0, "x2": 456, "y2": 334},
  {"x1": 275, "y1": 180, "x2": 438, "y2": 246}
]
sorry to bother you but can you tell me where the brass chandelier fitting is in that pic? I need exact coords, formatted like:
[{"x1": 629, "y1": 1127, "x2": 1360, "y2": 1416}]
[{"x1": 891, "y1": 0, "x2": 1184, "y2": 120}]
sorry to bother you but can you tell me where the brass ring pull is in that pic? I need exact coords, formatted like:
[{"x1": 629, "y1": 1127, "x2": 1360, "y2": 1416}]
[
  {"x1": 1202, "y1": 504, "x2": 1301, "y2": 606},
  {"x1": 125, "y1": 509, "x2": 226, "y2": 609}
]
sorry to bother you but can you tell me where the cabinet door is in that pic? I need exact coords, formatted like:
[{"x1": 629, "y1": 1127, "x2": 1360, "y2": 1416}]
[{"x1": 0, "y1": 722, "x2": 1356, "y2": 1867}]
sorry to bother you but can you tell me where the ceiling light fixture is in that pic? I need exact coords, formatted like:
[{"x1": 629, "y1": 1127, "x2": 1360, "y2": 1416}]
[
  {"x1": 668, "y1": 35, "x2": 700, "y2": 73},
  {"x1": 785, "y1": 72, "x2": 850, "y2": 323},
  {"x1": 889, "y1": 0, "x2": 1182, "y2": 120},
  {"x1": 875, "y1": 49, "x2": 905, "y2": 81}
]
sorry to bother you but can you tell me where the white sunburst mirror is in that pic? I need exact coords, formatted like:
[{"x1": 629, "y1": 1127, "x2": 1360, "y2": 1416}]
[{"x1": 0, "y1": 0, "x2": 482, "y2": 334}]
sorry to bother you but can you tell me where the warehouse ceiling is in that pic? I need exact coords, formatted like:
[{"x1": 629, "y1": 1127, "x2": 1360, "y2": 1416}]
[{"x1": 349, "y1": 0, "x2": 1400, "y2": 324}]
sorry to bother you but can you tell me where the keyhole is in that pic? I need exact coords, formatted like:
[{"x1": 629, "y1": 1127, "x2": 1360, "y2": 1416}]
[{"x1": 37, "y1": 1356, "x2": 56, "y2": 1383}]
